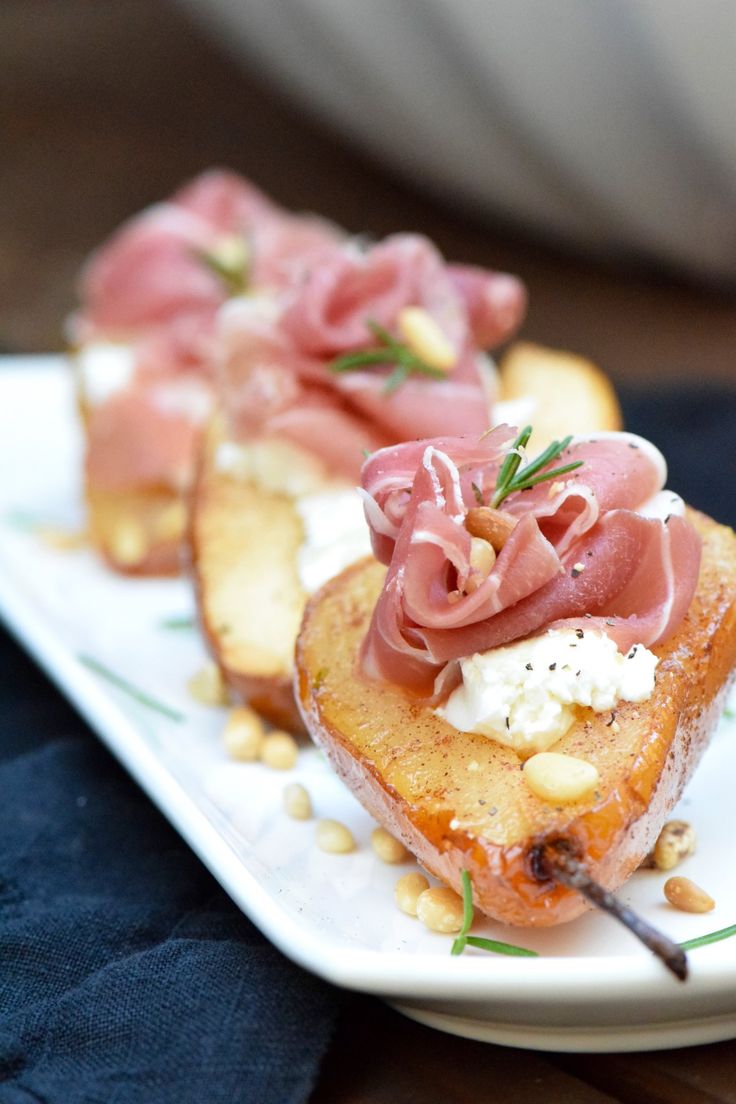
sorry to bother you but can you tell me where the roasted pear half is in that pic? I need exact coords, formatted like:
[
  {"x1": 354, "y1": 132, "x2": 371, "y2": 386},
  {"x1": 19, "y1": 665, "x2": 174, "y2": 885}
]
[{"x1": 295, "y1": 510, "x2": 736, "y2": 927}]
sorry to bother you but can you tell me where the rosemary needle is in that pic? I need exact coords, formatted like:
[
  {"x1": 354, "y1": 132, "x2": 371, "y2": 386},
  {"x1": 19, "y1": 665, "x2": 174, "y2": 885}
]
[
  {"x1": 330, "y1": 318, "x2": 447, "y2": 394},
  {"x1": 79, "y1": 655, "x2": 184, "y2": 723},
  {"x1": 158, "y1": 615, "x2": 196, "y2": 631},
  {"x1": 451, "y1": 869, "x2": 537, "y2": 957},
  {"x1": 491, "y1": 426, "x2": 584, "y2": 509},
  {"x1": 680, "y1": 922, "x2": 736, "y2": 952}
]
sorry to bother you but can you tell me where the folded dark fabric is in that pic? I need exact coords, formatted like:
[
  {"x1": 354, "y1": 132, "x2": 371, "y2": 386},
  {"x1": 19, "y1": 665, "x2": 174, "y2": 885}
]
[
  {"x1": 0, "y1": 635, "x2": 339, "y2": 1104},
  {"x1": 0, "y1": 386, "x2": 733, "y2": 1103},
  {"x1": 620, "y1": 385, "x2": 736, "y2": 527}
]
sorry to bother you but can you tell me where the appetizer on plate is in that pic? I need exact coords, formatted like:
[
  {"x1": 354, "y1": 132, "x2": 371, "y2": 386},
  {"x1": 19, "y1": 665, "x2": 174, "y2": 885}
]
[
  {"x1": 296, "y1": 426, "x2": 736, "y2": 973},
  {"x1": 192, "y1": 231, "x2": 617, "y2": 727},
  {"x1": 70, "y1": 169, "x2": 341, "y2": 574}
]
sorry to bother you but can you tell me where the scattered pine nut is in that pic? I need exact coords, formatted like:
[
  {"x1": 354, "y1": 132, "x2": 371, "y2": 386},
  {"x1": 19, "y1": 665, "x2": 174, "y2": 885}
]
[
  {"x1": 397, "y1": 306, "x2": 455, "y2": 371},
  {"x1": 316, "y1": 818, "x2": 355, "y2": 854},
  {"x1": 653, "y1": 820, "x2": 696, "y2": 872},
  {"x1": 109, "y1": 520, "x2": 147, "y2": 566},
  {"x1": 464, "y1": 537, "x2": 496, "y2": 594},
  {"x1": 395, "y1": 872, "x2": 430, "y2": 916},
  {"x1": 260, "y1": 730, "x2": 299, "y2": 770},
  {"x1": 37, "y1": 525, "x2": 87, "y2": 551},
  {"x1": 416, "y1": 886, "x2": 465, "y2": 933},
  {"x1": 464, "y1": 507, "x2": 517, "y2": 551},
  {"x1": 283, "y1": 782, "x2": 312, "y2": 820},
  {"x1": 664, "y1": 876, "x2": 715, "y2": 914},
  {"x1": 222, "y1": 706, "x2": 264, "y2": 761},
  {"x1": 371, "y1": 826, "x2": 409, "y2": 864},
  {"x1": 187, "y1": 661, "x2": 230, "y2": 706},
  {"x1": 523, "y1": 752, "x2": 599, "y2": 803}
]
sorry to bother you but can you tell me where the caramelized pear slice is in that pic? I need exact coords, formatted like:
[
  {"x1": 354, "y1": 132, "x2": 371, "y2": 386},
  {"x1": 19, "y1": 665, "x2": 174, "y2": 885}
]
[{"x1": 296, "y1": 510, "x2": 736, "y2": 927}]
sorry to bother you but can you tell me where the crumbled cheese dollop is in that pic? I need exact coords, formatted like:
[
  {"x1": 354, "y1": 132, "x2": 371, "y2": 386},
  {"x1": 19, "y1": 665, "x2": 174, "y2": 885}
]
[
  {"x1": 296, "y1": 489, "x2": 373, "y2": 594},
  {"x1": 77, "y1": 343, "x2": 135, "y2": 405},
  {"x1": 440, "y1": 629, "x2": 658, "y2": 755}
]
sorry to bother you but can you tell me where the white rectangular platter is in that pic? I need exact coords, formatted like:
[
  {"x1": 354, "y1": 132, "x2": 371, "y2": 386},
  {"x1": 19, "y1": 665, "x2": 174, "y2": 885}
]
[{"x1": 2, "y1": 356, "x2": 736, "y2": 1053}]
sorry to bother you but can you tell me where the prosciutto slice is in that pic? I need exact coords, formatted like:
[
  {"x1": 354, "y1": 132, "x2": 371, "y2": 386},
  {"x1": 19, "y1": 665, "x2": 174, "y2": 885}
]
[
  {"x1": 218, "y1": 234, "x2": 525, "y2": 475},
  {"x1": 74, "y1": 169, "x2": 343, "y2": 494},
  {"x1": 359, "y1": 432, "x2": 702, "y2": 697}
]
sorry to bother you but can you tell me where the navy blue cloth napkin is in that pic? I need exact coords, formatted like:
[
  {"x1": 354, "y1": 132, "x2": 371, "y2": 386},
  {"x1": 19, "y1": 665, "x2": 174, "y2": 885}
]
[
  {"x1": 0, "y1": 636, "x2": 340, "y2": 1103},
  {"x1": 0, "y1": 385, "x2": 734, "y2": 1103}
]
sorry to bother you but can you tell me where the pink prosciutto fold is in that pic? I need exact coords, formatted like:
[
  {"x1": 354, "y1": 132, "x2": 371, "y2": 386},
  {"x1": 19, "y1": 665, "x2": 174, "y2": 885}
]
[
  {"x1": 218, "y1": 235, "x2": 526, "y2": 482},
  {"x1": 358, "y1": 431, "x2": 702, "y2": 697},
  {"x1": 73, "y1": 169, "x2": 343, "y2": 494}
]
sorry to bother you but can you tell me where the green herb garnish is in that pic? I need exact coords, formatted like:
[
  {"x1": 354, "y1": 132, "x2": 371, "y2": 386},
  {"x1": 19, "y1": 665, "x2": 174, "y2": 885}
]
[
  {"x1": 193, "y1": 235, "x2": 250, "y2": 297},
  {"x1": 679, "y1": 922, "x2": 736, "y2": 951},
  {"x1": 451, "y1": 870, "x2": 538, "y2": 958},
  {"x1": 491, "y1": 426, "x2": 583, "y2": 509},
  {"x1": 330, "y1": 320, "x2": 447, "y2": 395},
  {"x1": 158, "y1": 615, "x2": 195, "y2": 631},
  {"x1": 5, "y1": 508, "x2": 48, "y2": 530},
  {"x1": 79, "y1": 654, "x2": 184, "y2": 722}
]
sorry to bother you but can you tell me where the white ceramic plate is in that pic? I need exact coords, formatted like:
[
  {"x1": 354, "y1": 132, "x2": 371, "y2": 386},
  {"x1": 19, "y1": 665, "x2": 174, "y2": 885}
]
[{"x1": 2, "y1": 356, "x2": 736, "y2": 1053}]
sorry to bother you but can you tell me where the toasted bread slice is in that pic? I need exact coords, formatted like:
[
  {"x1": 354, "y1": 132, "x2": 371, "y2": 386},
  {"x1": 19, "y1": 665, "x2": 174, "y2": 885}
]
[
  {"x1": 295, "y1": 510, "x2": 736, "y2": 927},
  {"x1": 190, "y1": 343, "x2": 622, "y2": 725}
]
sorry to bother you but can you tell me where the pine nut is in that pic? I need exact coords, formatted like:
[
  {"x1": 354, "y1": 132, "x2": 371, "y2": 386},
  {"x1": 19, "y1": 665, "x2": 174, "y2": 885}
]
[
  {"x1": 371, "y1": 826, "x2": 409, "y2": 864},
  {"x1": 416, "y1": 886, "x2": 465, "y2": 933},
  {"x1": 283, "y1": 782, "x2": 312, "y2": 820},
  {"x1": 464, "y1": 535, "x2": 497, "y2": 594},
  {"x1": 523, "y1": 752, "x2": 599, "y2": 803},
  {"x1": 187, "y1": 660, "x2": 230, "y2": 706},
  {"x1": 110, "y1": 520, "x2": 147, "y2": 566},
  {"x1": 664, "y1": 876, "x2": 715, "y2": 913},
  {"x1": 397, "y1": 307, "x2": 455, "y2": 371},
  {"x1": 315, "y1": 818, "x2": 355, "y2": 854},
  {"x1": 222, "y1": 706, "x2": 264, "y2": 761},
  {"x1": 395, "y1": 872, "x2": 430, "y2": 916},
  {"x1": 154, "y1": 500, "x2": 187, "y2": 542},
  {"x1": 37, "y1": 526, "x2": 87, "y2": 551},
  {"x1": 464, "y1": 507, "x2": 517, "y2": 551},
  {"x1": 653, "y1": 820, "x2": 696, "y2": 872},
  {"x1": 260, "y1": 730, "x2": 299, "y2": 771}
]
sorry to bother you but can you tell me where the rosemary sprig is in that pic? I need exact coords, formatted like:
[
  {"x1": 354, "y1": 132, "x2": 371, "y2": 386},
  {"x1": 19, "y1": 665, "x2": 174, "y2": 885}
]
[
  {"x1": 330, "y1": 320, "x2": 447, "y2": 395},
  {"x1": 679, "y1": 922, "x2": 736, "y2": 951},
  {"x1": 491, "y1": 426, "x2": 583, "y2": 509},
  {"x1": 451, "y1": 870, "x2": 538, "y2": 958},
  {"x1": 158, "y1": 615, "x2": 196, "y2": 631},
  {"x1": 79, "y1": 654, "x2": 184, "y2": 722},
  {"x1": 192, "y1": 235, "x2": 250, "y2": 297}
]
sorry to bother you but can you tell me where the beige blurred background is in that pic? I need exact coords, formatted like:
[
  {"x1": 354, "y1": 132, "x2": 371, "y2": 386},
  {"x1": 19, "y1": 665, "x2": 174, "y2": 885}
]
[{"x1": 2, "y1": 0, "x2": 735, "y2": 387}]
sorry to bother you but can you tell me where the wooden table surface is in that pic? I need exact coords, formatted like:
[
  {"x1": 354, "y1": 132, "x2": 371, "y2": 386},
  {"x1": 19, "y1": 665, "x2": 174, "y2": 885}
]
[{"x1": 4, "y1": 3, "x2": 736, "y2": 1101}]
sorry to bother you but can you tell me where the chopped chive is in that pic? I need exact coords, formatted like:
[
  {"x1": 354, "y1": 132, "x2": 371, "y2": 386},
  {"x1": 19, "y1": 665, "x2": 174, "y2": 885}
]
[
  {"x1": 679, "y1": 922, "x2": 736, "y2": 951},
  {"x1": 78, "y1": 655, "x2": 184, "y2": 722},
  {"x1": 158, "y1": 615, "x2": 196, "y2": 631},
  {"x1": 451, "y1": 869, "x2": 537, "y2": 957}
]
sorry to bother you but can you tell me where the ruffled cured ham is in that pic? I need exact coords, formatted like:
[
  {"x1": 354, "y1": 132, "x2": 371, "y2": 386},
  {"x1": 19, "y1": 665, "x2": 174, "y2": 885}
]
[
  {"x1": 359, "y1": 430, "x2": 703, "y2": 696},
  {"x1": 296, "y1": 427, "x2": 736, "y2": 939},
  {"x1": 72, "y1": 170, "x2": 345, "y2": 570},
  {"x1": 74, "y1": 169, "x2": 344, "y2": 492},
  {"x1": 218, "y1": 234, "x2": 525, "y2": 480}
]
